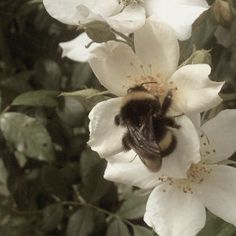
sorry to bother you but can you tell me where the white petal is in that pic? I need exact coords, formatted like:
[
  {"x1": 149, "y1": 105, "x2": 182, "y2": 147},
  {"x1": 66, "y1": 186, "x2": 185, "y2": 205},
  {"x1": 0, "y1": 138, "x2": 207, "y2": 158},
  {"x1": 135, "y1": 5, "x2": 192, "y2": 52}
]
[
  {"x1": 43, "y1": 0, "x2": 119, "y2": 25},
  {"x1": 144, "y1": 184, "x2": 206, "y2": 236},
  {"x1": 59, "y1": 33, "x2": 99, "y2": 62},
  {"x1": 76, "y1": 4, "x2": 104, "y2": 24},
  {"x1": 144, "y1": 0, "x2": 209, "y2": 40},
  {"x1": 187, "y1": 112, "x2": 201, "y2": 129},
  {"x1": 170, "y1": 64, "x2": 224, "y2": 113},
  {"x1": 104, "y1": 151, "x2": 161, "y2": 189},
  {"x1": 106, "y1": 5, "x2": 145, "y2": 33},
  {"x1": 88, "y1": 98, "x2": 126, "y2": 158},
  {"x1": 84, "y1": 0, "x2": 121, "y2": 17},
  {"x1": 201, "y1": 110, "x2": 236, "y2": 163},
  {"x1": 196, "y1": 165, "x2": 236, "y2": 226},
  {"x1": 89, "y1": 41, "x2": 143, "y2": 96},
  {"x1": 43, "y1": 0, "x2": 83, "y2": 24},
  {"x1": 161, "y1": 115, "x2": 201, "y2": 178},
  {"x1": 105, "y1": 115, "x2": 200, "y2": 180},
  {"x1": 134, "y1": 19, "x2": 179, "y2": 79}
]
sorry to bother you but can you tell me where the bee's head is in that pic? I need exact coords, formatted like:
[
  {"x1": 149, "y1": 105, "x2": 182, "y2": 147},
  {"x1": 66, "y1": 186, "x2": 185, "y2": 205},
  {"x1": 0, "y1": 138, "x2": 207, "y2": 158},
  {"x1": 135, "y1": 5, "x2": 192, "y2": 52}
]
[{"x1": 127, "y1": 85, "x2": 147, "y2": 94}]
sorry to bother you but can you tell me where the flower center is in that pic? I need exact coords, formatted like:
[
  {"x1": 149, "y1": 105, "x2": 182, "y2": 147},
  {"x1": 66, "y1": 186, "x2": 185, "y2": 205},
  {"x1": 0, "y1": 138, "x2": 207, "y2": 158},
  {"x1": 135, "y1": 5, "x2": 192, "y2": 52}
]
[
  {"x1": 158, "y1": 162, "x2": 213, "y2": 194},
  {"x1": 124, "y1": 63, "x2": 178, "y2": 102},
  {"x1": 118, "y1": 0, "x2": 142, "y2": 6}
]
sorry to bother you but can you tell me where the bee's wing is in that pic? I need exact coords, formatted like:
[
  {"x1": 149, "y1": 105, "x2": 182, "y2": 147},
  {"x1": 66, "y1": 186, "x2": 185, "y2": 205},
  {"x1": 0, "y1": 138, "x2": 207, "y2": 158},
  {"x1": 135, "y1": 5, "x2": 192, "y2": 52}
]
[{"x1": 127, "y1": 125, "x2": 162, "y2": 172}]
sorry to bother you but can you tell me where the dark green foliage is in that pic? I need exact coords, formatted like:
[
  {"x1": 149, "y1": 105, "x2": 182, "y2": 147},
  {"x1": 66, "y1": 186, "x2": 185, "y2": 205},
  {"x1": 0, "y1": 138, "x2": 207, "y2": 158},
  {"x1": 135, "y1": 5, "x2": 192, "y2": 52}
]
[{"x1": 0, "y1": 0, "x2": 236, "y2": 236}]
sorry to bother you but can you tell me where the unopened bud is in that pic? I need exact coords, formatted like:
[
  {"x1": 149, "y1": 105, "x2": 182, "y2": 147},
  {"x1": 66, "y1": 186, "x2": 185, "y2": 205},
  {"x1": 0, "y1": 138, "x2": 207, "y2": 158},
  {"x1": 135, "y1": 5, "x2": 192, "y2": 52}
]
[
  {"x1": 213, "y1": 0, "x2": 235, "y2": 27},
  {"x1": 83, "y1": 21, "x2": 116, "y2": 43},
  {"x1": 180, "y1": 49, "x2": 212, "y2": 67}
]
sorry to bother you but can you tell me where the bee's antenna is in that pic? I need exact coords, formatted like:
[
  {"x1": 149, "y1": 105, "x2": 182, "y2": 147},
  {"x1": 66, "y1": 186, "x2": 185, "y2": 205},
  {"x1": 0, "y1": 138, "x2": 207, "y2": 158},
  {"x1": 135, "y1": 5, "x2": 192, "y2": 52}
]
[{"x1": 140, "y1": 81, "x2": 158, "y2": 87}]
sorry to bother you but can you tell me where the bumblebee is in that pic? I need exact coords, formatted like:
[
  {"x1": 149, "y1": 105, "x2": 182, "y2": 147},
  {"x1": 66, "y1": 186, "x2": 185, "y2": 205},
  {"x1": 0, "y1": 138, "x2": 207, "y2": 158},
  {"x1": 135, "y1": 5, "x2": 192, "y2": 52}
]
[{"x1": 114, "y1": 84, "x2": 181, "y2": 172}]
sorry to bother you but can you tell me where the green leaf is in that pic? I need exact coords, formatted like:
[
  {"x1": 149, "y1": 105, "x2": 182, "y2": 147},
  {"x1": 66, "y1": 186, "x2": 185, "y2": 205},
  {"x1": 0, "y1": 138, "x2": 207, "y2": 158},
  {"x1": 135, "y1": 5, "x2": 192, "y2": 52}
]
[
  {"x1": 40, "y1": 166, "x2": 69, "y2": 199},
  {"x1": 117, "y1": 194, "x2": 148, "y2": 219},
  {"x1": 0, "y1": 112, "x2": 55, "y2": 161},
  {"x1": 0, "y1": 91, "x2": 2, "y2": 112},
  {"x1": 106, "y1": 219, "x2": 130, "y2": 236},
  {"x1": 84, "y1": 21, "x2": 116, "y2": 43},
  {"x1": 66, "y1": 207, "x2": 95, "y2": 236},
  {"x1": 41, "y1": 203, "x2": 64, "y2": 232},
  {"x1": 12, "y1": 90, "x2": 59, "y2": 107},
  {"x1": 180, "y1": 9, "x2": 218, "y2": 62},
  {"x1": 60, "y1": 88, "x2": 107, "y2": 98},
  {"x1": 0, "y1": 160, "x2": 9, "y2": 196},
  {"x1": 132, "y1": 225, "x2": 154, "y2": 236},
  {"x1": 192, "y1": 9, "x2": 218, "y2": 47},
  {"x1": 34, "y1": 59, "x2": 62, "y2": 90},
  {"x1": 80, "y1": 149, "x2": 112, "y2": 203},
  {"x1": 198, "y1": 212, "x2": 236, "y2": 236},
  {"x1": 56, "y1": 97, "x2": 86, "y2": 127},
  {"x1": 60, "y1": 89, "x2": 110, "y2": 111}
]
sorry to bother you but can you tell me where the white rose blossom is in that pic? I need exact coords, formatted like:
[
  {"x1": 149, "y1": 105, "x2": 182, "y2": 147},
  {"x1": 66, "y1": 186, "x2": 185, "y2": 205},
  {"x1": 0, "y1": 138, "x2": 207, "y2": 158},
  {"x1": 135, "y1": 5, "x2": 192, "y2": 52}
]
[
  {"x1": 87, "y1": 19, "x2": 224, "y2": 178},
  {"x1": 98, "y1": 109, "x2": 236, "y2": 236},
  {"x1": 43, "y1": 0, "x2": 145, "y2": 62},
  {"x1": 88, "y1": 19, "x2": 223, "y2": 115},
  {"x1": 52, "y1": 0, "x2": 209, "y2": 62}
]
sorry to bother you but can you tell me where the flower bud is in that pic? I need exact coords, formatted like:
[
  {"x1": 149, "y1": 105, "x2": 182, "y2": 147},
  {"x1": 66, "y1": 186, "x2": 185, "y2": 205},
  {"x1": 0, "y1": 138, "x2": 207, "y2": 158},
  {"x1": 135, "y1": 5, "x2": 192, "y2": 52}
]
[
  {"x1": 181, "y1": 49, "x2": 212, "y2": 67},
  {"x1": 213, "y1": 0, "x2": 235, "y2": 27},
  {"x1": 83, "y1": 21, "x2": 116, "y2": 43}
]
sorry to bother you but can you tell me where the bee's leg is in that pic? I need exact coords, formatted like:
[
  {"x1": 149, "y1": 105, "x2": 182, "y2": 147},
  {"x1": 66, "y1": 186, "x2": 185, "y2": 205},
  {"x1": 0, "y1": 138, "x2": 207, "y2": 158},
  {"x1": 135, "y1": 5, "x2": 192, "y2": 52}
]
[
  {"x1": 114, "y1": 114, "x2": 121, "y2": 126},
  {"x1": 172, "y1": 113, "x2": 184, "y2": 118},
  {"x1": 129, "y1": 153, "x2": 138, "y2": 162},
  {"x1": 161, "y1": 90, "x2": 173, "y2": 115},
  {"x1": 161, "y1": 117, "x2": 181, "y2": 129},
  {"x1": 122, "y1": 133, "x2": 132, "y2": 151}
]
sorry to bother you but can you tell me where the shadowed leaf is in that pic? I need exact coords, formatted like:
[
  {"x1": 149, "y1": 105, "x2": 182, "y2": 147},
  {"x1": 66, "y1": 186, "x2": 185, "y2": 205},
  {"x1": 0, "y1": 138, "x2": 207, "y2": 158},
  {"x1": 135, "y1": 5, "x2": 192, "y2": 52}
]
[{"x1": 0, "y1": 112, "x2": 55, "y2": 161}]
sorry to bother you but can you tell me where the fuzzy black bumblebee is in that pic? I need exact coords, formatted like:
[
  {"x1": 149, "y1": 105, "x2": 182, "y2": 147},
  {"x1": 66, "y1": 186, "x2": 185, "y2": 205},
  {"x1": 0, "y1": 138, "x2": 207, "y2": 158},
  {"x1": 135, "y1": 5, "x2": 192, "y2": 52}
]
[{"x1": 114, "y1": 85, "x2": 181, "y2": 172}]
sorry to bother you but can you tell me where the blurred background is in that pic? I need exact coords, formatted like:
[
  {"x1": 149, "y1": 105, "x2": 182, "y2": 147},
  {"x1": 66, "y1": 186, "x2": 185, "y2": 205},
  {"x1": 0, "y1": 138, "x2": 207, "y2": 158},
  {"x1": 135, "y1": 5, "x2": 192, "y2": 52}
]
[{"x1": 0, "y1": 0, "x2": 236, "y2": 235}]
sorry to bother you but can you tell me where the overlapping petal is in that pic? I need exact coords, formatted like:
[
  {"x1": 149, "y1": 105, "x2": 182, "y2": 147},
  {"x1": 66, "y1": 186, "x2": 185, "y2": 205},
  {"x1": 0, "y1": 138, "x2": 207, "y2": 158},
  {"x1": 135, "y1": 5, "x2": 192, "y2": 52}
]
[
  {"x1": 88, "y1": 98, "x2": 126, "y2": 157},
  {"x1": 83, "y1": 0, "x2": 121, "y2": 17},
  {"x1": 161, "y1": 115, "x2": 201, "y2": 178},
  {"x1": 106, "y1": 5, "x2": 145, "y2": 33},
  {"x1": 104, "y1": 151, "x2": 161, "y2": 189},
  {"x1": 134, "y1": 19, "x2": 179, "y2": 79},
  {"x1": 60, "y1": 33, "x2": 100, "y2": 62},
  {"x1": 103, "y1": 115, "x2": 200, "y2": 186},
  {"x1": 89, "y1": 41, "x2": 143, "y2": 96},
  {"x1": 201, "y1": 109, "x2": 236, "y2": 163},
  {"x1": 144, "y1": 184, "x2": 206, "y2": 236},
  {"x1": 196, "y1": 165, "x2": 236, "y2": 226},
  {"x1": 101, "y1": 114, "x2": 200, "y2": 180},
  {"x1": 43, "y1": 0, "x2": 84, "y2": 24},
  {"x1": 144, "y1": 0, "x2": 209, "y2": 40},
  {"x1": 43, "y1": 0, "x2": 120, "y2": 24},
  {"x1": 170, "y1": 64, "x2": 224, "y2": 113}
]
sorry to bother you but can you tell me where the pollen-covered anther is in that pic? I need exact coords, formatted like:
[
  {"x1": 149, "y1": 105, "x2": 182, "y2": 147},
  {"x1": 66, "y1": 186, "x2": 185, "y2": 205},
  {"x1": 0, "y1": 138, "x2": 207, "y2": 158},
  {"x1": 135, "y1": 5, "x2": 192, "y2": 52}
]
[{"x1": 187, "y1": 163, "x2": 213, "y2": 184}]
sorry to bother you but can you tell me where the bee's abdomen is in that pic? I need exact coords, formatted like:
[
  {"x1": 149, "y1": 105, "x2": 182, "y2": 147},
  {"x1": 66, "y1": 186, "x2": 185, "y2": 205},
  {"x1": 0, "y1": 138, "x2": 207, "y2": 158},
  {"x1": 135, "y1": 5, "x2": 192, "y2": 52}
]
[{"x1": 158, "y1": 130, "x2": 177, "y2": 157}]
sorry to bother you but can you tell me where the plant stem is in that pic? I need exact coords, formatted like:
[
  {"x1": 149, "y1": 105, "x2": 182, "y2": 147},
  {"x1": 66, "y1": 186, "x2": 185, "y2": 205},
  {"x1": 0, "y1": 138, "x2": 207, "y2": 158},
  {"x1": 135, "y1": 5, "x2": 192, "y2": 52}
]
[{"x1": 62, "y1": 201, "x2": 134, "y2": 227}]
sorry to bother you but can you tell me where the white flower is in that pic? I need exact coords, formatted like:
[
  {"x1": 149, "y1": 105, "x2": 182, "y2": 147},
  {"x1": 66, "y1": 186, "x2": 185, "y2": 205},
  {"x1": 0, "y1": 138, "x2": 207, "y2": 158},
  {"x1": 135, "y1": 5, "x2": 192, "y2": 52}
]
[
  {"x1": 43, "y1": 0, "x2": 144, "y2": 62},
  {"x1": 87, "y1": 19, "x2": 223, "y2": 178},
  {"x1": 43, "y1": 0, "x2": 145, "y2": 33},
  {"x1": 88, "y1": 97, "x2": 201, "y2": 179},
  {"x1": 101, "y1": 109, "x2": 236, "y2": 236},
  {"x1": 57, "y1": 0, "x2": 209, "y2": 62},
  {"x1": 89, "y1": 19, "x2": 224, "y2": 114}
]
